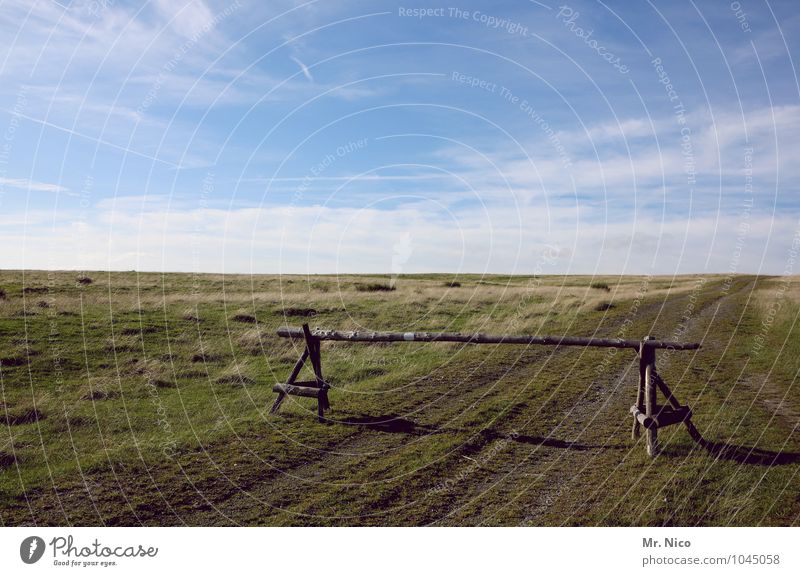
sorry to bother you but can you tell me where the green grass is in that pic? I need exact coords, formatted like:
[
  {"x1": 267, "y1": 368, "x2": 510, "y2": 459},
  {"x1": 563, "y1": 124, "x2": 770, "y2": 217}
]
[
  {"x1": 0, "y1": 271, "x2": 798, "y2": 526},
  {"x1": 355, "y1": 282, "x2": 396, "y2": 292}
]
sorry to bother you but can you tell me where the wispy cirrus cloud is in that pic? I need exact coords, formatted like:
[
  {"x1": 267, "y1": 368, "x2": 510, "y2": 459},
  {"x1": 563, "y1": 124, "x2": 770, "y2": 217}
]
[{"x1": 0, "y1": 177, "x2": 70, "y2": 194}]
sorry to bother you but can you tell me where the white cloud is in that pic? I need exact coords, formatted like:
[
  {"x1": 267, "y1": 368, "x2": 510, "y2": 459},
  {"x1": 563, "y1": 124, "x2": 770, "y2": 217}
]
[
  {"x1": 429, "y1": 104, "x2": 800, "y2": 210},
  {"x1": 0, "y1": 177, "x2": 70, "y2": 194},
  {"x1": 3, "y1": 199, "x2": 797, "y2": 275},
  {"x1": 153, "y1": 0, "x2": 217, "y2": 39}
]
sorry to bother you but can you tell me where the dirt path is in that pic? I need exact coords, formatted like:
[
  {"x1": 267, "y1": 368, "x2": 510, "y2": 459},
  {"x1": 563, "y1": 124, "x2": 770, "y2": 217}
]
[{"x1": 176, "y1": 278, "x2": 747, "y2": 526}]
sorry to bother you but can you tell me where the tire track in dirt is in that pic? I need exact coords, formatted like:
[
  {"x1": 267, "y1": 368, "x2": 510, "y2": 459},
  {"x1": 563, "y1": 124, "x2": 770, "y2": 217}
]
[
  {"x1": 194, "y1": 281, "x2": 733, "y2": 526},
  {"x1": 248, "y1": 285, "x2": 705, "y2": 526},
  {"x1": 173, "y1": 310, "x2": 632, "y2": 525},
  {"x1": 178, "y1": 344, "x2": 583, "y2": 525}
]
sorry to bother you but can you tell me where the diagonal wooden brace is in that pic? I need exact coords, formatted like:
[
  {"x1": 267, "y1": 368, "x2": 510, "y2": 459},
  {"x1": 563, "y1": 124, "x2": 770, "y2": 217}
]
[
  {"x1": 270, "y1": 347, "x2": 309, "y2": 414},
  {"x1": 652, "y1": 371, "x2": 703, "y2": 444}
]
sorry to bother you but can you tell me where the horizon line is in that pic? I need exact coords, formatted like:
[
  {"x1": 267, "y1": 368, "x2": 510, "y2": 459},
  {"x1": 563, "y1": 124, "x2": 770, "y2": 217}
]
[{"x1": 0, "y1": 269, "x2": 789, "y2": 278}]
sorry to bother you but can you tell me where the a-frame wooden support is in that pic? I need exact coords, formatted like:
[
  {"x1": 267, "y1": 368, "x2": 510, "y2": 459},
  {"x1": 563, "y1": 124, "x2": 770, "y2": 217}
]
[
  {"x1": 630, "y1": 336, "x2": 700, "y2": 457},
  {"x1": 270, "y1": 323, "x2": 330, "y2": 422}
]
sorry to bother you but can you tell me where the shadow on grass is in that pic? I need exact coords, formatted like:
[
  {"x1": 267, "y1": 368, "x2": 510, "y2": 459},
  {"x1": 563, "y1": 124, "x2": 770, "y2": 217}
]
[
  {"x1": 321, "y1": 413, "x2": 629, "y2": 452},
  {"x1": 327, "y1": 414, "x2": 798, "y2": 462},
  {"x1": 513, "y1": 434, "x2": 606, "y2": 451},
  {"x1": 338, "y1": 413, "x2": 443, "y2": 436},
  {"x1": 685, "y1": 440, "x2": 800, "y2": 465},
  {"x1": 664, "y1": 423, "x2": 800, "y2": 465},
  {"x1": 479, "y1": 429, "x2": 628, "y2": 451}
]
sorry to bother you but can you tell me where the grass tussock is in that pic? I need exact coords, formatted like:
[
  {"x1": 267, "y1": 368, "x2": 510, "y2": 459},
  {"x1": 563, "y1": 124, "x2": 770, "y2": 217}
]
[
  {"x1": 356, "y1": 282, "x2": 396, "y2": 292},
  {"x1": 215, "y1": 363, "x2": 256, "y2": 386},
  {"x1": 182, "y1": 308, "x2": 201, "y2": 322},
  {"x1": 104, "y1": 334, "x2": 141, "y2": 353},
  {"x1": 191, "y1": 351, "x2": 223, "y2": 363},
  {"x1": 282, "y1": 307, "x2": 318, "y2": 317},
  {"x1": 0, "y1": 355, "x2": 27, "y2": 367},
  {"x1": 119, "y1": 326, "x2": 160, "y2": 336},
  {"x1": 81, "y1": 389, "x2": 120, "y2": 401},
  {"x1": 236, "y1": 328, "x2": 266, "y2": 350},
  {"x1": 0, "y1": 452, "x2": 17, "y2": 469},
  {"x1": 1, "y1": 407, "x2": 45, "y2": 426},
  {"x1": 80, "y1": 377, "x2": 121, "y2": 401},
  {"x1": 150, "y1": 379, "x2": 176, "y2": 389},
  {"x1": 126, "y1": 357, "x2": 167, "y2": 378}
]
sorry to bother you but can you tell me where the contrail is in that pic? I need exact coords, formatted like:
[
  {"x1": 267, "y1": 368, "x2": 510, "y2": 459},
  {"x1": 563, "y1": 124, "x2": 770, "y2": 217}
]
[{"x1": 291, "y1": 56, "x2": 314, "y2": 82}]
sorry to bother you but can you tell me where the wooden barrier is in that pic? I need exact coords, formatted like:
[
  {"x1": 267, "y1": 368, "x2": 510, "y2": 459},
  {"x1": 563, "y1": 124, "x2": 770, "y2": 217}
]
[
  {"x1": 276, "y1": 327, "x2": 700, "y2": 349},
  {"x1": 273, "y1": 324, "x2": 701, "y2": 457}
]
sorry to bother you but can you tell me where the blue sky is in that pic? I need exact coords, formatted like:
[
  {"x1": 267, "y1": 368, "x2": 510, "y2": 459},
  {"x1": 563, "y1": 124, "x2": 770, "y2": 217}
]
[{"x1": 0, "y1": 0, "x2": 798, "y2": 274}]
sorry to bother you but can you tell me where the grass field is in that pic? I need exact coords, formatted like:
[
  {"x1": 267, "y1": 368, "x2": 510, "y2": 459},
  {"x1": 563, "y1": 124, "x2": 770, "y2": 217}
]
[{"x1": 0, "y1": 270, "x2": 798, "y2": 526}]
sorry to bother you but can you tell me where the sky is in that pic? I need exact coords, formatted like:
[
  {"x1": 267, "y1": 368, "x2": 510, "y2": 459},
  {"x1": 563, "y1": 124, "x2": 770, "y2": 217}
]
[{"x1": 0, "y1": 0, "x2": 798, "y2": 275}]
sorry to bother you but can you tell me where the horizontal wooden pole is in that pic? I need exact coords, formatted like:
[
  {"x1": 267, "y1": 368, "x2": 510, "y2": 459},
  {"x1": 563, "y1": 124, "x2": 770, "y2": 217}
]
[
  {"x1": 272, "y1": 383, "x2": 322, "y2": 398},
  {"x1": 630, "y1": 405, "x2": 693, "y2": 429},
  {"x1": 291, "y1": 380, "x2": 328, "y2": 389},
  {"x1": 630, "y1": 405, "x2": 656, "y2": 429},
  {"x1": 277, "y1": 327, "x2": 700, "y2": 350}
]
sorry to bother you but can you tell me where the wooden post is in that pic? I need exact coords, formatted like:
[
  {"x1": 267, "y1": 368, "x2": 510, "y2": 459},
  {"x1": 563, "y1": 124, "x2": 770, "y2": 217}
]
[
  {"x1": 632, "y1": 337, "x2": 654, "y2": 440},
  {"x1": 632, "y1": 342, "x2": 645, "y2": 440},
  {"x1": 302, "y1": 323, "x2": 328, "y2": 422},
  {"x1": 643, "y1": 340, "x2": 658, "y2": 457}
]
